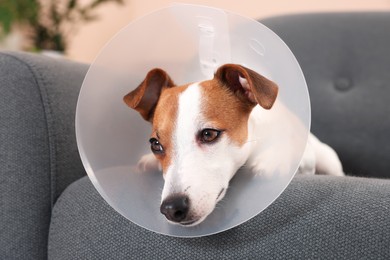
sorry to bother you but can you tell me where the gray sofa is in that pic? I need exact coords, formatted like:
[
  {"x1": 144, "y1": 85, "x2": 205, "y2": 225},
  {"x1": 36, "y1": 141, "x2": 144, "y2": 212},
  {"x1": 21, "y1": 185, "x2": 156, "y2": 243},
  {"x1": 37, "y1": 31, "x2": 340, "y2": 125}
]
[{"x1": 1, "y1": 12, "x2": 389, "y2": 259}]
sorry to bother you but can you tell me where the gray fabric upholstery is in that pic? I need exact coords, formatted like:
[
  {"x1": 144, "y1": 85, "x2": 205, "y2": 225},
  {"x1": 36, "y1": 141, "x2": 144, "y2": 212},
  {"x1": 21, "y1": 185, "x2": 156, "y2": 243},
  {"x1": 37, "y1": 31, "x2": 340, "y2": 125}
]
[
  {"x1": 261, "y1": 13, "x2": 390, "y2": 178},
  {"x1": 48, "y1": 175, "x2": 390, "y2": 259},
  {"x1": 0, "y1": 52, "x2": 88, "y2": 259}
]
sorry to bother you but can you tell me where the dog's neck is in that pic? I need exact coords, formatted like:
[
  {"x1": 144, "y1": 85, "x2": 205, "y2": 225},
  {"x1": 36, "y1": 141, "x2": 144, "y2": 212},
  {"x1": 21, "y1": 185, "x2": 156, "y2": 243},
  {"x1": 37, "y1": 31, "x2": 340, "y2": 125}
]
[
  {"x1": 245, "y1": 101, "x2": 286, "y2": 175},
  {"x1": 247, "y1": 103, "x2": 278, "y2": 147}
]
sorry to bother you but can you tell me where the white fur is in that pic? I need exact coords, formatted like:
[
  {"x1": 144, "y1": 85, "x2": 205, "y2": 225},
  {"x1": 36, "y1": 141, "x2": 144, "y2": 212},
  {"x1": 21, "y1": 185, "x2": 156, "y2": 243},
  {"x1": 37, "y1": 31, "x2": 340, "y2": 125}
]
[
  {"x1": 136, "y1": 153, "x2": 162, "y2": 172},
  {"x1": 307, "y1": 134, "x2": 344, "y2": 176},
  {"x1": 245, "y1": 102, "x2": 343, "y2": 177}
]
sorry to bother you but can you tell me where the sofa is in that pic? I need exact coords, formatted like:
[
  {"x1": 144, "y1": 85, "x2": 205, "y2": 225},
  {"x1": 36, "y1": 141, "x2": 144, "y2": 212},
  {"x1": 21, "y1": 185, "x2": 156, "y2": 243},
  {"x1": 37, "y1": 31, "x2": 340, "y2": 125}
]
[{"x1": 1, "y1": 12, "x2": 389, "y2": 259}]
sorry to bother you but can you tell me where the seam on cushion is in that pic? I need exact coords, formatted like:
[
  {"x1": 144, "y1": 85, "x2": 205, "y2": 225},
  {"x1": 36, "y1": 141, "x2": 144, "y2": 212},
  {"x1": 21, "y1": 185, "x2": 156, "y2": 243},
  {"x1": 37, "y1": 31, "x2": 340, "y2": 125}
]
[{"x1": 2, "y1": 52, "x2": 57, "y2": 209}]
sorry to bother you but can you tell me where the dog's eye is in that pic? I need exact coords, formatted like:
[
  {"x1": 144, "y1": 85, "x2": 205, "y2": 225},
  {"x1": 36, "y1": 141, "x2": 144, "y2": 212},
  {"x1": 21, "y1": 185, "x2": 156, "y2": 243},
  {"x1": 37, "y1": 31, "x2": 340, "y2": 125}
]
[
  {"x1": 199, "y1": 129, "x2": 221, "y2": 144},
  {"x1": 149, "y1": 138, "x2": 164, "y2": 154}
]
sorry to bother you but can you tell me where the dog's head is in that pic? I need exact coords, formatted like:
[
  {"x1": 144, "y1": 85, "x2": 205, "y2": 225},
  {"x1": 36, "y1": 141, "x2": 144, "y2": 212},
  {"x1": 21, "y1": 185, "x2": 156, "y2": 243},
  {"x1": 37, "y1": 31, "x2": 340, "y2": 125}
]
[{"x1": 124, "y1": 64, "x2": 278, "y2": 226}]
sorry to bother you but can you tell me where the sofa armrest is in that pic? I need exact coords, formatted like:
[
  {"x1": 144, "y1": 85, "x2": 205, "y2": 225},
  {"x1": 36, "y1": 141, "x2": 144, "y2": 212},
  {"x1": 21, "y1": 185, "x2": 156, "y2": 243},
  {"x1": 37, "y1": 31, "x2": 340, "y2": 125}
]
[{"x1": 0, "y1": 51, "x2": 88, "y2": 259}]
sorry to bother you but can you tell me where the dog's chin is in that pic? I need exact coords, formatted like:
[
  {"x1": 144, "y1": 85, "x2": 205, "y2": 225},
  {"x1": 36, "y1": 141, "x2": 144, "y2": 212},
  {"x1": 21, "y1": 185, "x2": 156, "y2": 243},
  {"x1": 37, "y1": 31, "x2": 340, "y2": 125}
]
[
  {"x1": 166, "y1": 214, "x2": 209, "y2": 227},
  {"x1": 179, "y1": 220, "x2": 201, "y2": 227},
  {"x1": 180, "y1": 216, "x2": 206, "y2": 227}
]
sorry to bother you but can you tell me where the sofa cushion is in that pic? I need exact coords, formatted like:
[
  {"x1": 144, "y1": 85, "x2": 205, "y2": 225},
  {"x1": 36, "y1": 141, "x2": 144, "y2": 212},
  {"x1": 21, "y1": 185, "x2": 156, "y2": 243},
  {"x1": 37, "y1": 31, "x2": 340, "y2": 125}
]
[
  {"x1": 261, "y1": 13, "x2": 390, "y2": 178},
  {"x1": 48, "y1": 175, "x2": 390, "y2": 259}
]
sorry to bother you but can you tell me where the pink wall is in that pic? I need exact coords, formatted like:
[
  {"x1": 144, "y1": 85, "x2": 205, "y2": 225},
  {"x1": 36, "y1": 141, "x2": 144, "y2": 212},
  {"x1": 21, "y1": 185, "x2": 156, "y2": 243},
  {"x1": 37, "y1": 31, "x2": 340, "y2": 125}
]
[{"x1": 68, "y1": 0, "x2": 390, "y2": 63}]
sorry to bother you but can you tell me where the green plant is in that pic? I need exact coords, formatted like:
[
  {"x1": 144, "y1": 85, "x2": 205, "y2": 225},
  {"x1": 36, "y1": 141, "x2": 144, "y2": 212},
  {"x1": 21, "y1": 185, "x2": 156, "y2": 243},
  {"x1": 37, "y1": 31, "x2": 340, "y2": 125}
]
[{"x1": 0, "y1": 0, "x2": 124, "y2": 52}]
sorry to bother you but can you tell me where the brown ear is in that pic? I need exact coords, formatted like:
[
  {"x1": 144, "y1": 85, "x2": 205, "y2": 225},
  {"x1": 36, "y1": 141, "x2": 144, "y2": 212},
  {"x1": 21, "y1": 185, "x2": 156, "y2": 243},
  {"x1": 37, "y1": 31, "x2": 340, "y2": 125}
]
[
  {"x1": 123, "y1": 68, "x2": 175, "y2": 121},
  {"x1": 215, "y1": 64, "x2": 278, "y2": 109}
]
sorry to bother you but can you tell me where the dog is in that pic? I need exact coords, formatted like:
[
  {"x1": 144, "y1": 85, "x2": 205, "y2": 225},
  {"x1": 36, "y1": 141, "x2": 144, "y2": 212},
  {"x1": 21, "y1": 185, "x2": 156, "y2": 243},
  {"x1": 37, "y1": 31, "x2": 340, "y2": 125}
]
[{"x1": 123, "y1": 64, "x2": 344, "y2": 226}]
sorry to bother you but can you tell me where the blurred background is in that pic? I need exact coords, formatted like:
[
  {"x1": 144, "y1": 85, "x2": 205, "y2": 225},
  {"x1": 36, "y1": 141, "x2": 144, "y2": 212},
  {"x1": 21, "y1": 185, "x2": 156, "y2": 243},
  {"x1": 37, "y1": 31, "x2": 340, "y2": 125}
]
[{"x1": 1, "y1": 0, "x2": 389, "y2": 63}]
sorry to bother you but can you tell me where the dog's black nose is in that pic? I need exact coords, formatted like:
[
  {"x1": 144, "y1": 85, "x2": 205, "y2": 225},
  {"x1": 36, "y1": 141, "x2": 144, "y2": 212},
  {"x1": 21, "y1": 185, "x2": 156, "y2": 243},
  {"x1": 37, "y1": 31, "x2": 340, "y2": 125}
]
[{"x1": 160, "y1": 195, "x2": 189, "y2": 222}]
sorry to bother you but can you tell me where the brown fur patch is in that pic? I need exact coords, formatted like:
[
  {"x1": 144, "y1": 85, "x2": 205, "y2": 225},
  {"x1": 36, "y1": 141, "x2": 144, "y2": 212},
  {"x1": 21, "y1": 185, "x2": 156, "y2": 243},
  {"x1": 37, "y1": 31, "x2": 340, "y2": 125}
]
[
  {"x1": 199, "y1": 80, "x2": 253, "y2": 146},
  {"x1": 151, "y1": 84, "x2": 189, "y2": 172}
]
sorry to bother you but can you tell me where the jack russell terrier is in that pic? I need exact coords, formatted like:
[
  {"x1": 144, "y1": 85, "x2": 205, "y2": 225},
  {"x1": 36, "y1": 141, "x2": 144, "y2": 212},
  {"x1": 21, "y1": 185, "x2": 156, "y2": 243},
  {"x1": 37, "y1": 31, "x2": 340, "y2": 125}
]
[{"x1": 123, "y1": 64, "x2": 344, "y2": 226}]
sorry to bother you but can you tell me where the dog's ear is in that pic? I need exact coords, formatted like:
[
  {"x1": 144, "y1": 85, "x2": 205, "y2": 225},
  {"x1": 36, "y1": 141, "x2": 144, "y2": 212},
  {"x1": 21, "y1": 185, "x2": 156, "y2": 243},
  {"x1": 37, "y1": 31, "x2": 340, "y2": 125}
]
[
  {"x1": 215, "y1": 64, "x2": 278, "y2": 109},
  {"x1": 123, "y1": 68, "x2": 175, "y2": 122}
]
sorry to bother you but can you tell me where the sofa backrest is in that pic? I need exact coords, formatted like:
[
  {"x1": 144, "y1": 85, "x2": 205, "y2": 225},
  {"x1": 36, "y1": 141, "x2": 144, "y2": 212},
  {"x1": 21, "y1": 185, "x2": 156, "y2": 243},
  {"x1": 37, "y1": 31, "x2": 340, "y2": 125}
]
[{"x1": 261, "y1": 13, "x2": 390, "y2": 178}]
